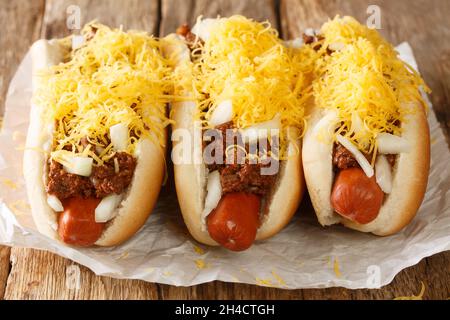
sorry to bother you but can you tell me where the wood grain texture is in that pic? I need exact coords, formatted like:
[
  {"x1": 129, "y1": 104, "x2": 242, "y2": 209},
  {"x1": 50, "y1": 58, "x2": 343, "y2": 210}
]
[
  {"x1": 0, "y1": 246, "x2": 10, "y2": 299},
  {"x1": 0, "y1": 0, "x2": 449, "y2": 300},
  {"x1": 0, "y1": 0, "x2": 46, "y2": 300},
  {"x1": 5, "y1": 248, "x2": 159, "y2": 300},
  {"x1": 281, "y1": 0, "x2": 450, "y2": 142},
  {"x1": 0, "y1": 0, "x2": 45, "y2": 114},
  {"x1": 42, "y1": 0, "x2": 159, "y2": 38},
  {"x1": 160, "y1": 0, "x2": 279, "y2": 36}
]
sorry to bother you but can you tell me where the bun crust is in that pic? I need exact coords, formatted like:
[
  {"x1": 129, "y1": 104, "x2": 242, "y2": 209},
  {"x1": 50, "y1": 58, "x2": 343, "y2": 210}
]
[
  {"x1": 23, "y1": 40, "x2": 166, "y2": 246},
  {"x1": 302, "y1": 101, "x2": 430, "y2": 235}
]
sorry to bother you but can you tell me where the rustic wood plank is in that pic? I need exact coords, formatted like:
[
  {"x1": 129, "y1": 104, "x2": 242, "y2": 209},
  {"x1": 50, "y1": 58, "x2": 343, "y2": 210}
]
[
  {"x1": 160, "y1": 0, "x2": 279, "y2": 36},
  {"x1": 0, "y1": 246, "x2": 11, "y2": 299},
  {"x1": 42, "y1": 0, "x2": 160, "y2": 38},
  {"x1": 281, "y1": 0, "x2": 450, "y2": 140},
  {"x1": 0, "y1": 0, "x2": 46, "y2": 115},
  {"x1": 0, "y1": 0, "x2": 46, "y2": 299},
  {"x1": 3, "y1": 0, "x2": 161, "y2": 300},
  {"x1": 5, "y1": 248, "x2": 159, "y2": 299}
]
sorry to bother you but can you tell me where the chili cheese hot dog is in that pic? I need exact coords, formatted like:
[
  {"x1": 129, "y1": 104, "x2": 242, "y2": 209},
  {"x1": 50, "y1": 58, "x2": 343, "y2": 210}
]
[
  {"x1": 301, "y1": 16, "x2": 430, "y2": 235},
  {"x1": 164, "y1": 16, "x2": 307, "y2": 251},
  {"x1": 23, "y1": 23, "x2": 170, "y2": 246}
]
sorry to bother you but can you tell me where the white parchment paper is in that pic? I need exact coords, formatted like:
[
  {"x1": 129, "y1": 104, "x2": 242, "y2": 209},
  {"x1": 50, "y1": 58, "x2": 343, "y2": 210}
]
[{"x1": 0, "y1": 42, "x2": 449, "y2": 289}]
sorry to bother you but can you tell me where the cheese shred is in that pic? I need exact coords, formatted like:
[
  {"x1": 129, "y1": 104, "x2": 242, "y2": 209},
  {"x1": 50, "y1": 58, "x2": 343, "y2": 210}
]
[
  {"x1": 34, "y1": 23, "x2": 173, "y2": 165},
  {"x1": 307, "y1": 16, "x2": 430, "y2": 155},
  {"x1": 186, "y1": 16, "x2": 310, "y2": 154}
]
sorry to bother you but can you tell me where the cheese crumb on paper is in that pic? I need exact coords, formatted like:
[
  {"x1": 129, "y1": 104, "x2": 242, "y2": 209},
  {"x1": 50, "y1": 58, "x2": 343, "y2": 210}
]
[
  {"x1": 193, "y1": 245, "x2": 205, "y2": 255},
  {"x1": 194, "y1": 259, "x2": 209, "y2": 270},
  {"x1": 271, "y1": 270, "x2": 287, "y2": 287},
  {"x1": 394, "y1": 282, "x2": 426, "y2": 300},
  {"x1": 1, "y1": 178, "x2": 18, "y2": 190},
  {"x1": 333, "y1": 257, "x2": 342, "y2": 278}
]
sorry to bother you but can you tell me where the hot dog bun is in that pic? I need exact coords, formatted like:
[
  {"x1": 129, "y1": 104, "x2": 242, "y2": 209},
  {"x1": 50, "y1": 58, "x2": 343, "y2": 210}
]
[
  {"x1": 23, "y1": 39, "x2": 166, "y2": 246},
  {"x1": 168, "y1": 34, "x2": 305, "y2": 247},
  {"x1": 303, "y1": 100, "x2": 430, "y2": 235}
]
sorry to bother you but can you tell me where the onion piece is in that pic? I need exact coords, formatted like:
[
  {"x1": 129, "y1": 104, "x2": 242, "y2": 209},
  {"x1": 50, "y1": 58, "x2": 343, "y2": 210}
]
[
  {"x1": 202, "y1": 170, "x2": 222, "y2": 219},
  {"x1": 191, "y1": 18, "x2": 219, "y2": 41},
  {"x1": 375, "y1": 155, "x2": 392, "y2": 194},
  {"x1": 63, "y1": 156, "x2": 93, "y2": 177},
  {"x1": 328, "y1": 42, "x2": 344, "y2": 51},
  {"x1": 351, "y1": 112, "x2": 364, "y2": 134},
  {"x1": 284, "y1": 38, "x2": 303, "y2": 49},
  {"x1": 209, "y1": 100, "x2": 233, "y2": 127},
  {"x1": 304, "y1": 28, "x2": 316, "y2": 37},
  {"x1": 110, "y1": 123, "x2": 129, "y2": 151},
  {"x1": 377, "y1": 133, "x2": 410, "y2": 154},
  {"x1": 71, "y1": 35, "x2": 84, "y2": 50},
  {"x1": 161, "y1": 34, "x2": 190, "y2": 66},
  {"x1": 336, "y1": 135, "x2": 374, "y2": 178},
  {"x1": 47, "y1": 195, "x2": 64, "y2": 212},
  {"x1": 95, "y1": 194, "x2": 123, "y2": 223},
  {"x1": 240, "y1": 114, "x2": 282, "y2": 143}
]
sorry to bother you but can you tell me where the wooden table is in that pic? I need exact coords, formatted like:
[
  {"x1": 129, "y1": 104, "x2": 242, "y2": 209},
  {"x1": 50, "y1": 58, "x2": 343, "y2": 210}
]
[{"x1": 0, "y1": 0, "x2": 449, "y2": 300}]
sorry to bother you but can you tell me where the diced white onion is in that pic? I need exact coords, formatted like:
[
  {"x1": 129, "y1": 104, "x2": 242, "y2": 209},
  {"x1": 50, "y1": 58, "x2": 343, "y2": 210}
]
[
  {"x1": 284, "y1": 38, "x2": 303, "y2": 49},
  {"x1": 209, "y1": 100, "x2": 233, "y2": 127},
  {"x1": 110, "y1": 123, "x2": 129, "y2": 151},
  {"x1": 202, "y1": 171, "x2": 222, "y2": 219},
  {"x1": 377, "y1": 133, "x2": 410, "y2": 154},
  {"x1": 71, "y1": 35, "x2": 84, "y2": 50},
  {"x1": 191, "y1": 18, "x2": 219, "y2": 41},
  {"x1": 95, "y1": 194, "x2": 123, "y2": 223},
  {"x1": 161, "y1": 34, "x2": 190, "y2": 66},
  {"x1": 336, "y1": 135, "x2": 374, "y2": 178},
  {"x1": 375, "y1": 155, "x2": 393, "y2": 194},
  {"x1": 46, "y1": 195, "x2": 64, "y2": 212},
  {"x1": 63, "y1": 156, "x2": 93, "y2": 177},
  {"x1": 328, "y1": 42, "x2": 344, "y2": 51},
  {"x1": 304, "y1": 28, "x2": 316, "y2": 37},
  {"x1": 351, "y1": 112, "x2": 364, "y2": 134},
  {"x1": 240, "y1": 114, "x2": 282, "y2": 143}
]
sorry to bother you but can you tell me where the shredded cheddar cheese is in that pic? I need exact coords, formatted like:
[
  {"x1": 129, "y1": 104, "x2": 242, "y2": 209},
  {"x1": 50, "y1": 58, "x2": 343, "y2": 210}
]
[
  {"x1": 188, "y1": 16, "x2": 309, "y2": 152},
  {"x1": 308, "y1": 16, "x2": 430, "y2": 156},
  {"x1": 34, "y1": 23, "x2": 173, "y2": 165}
]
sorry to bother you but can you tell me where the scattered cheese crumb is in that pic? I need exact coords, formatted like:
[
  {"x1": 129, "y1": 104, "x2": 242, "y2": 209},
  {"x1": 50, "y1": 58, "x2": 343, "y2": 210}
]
[
  {"x1": 194, "y1": 259, "x2": 209, "y2": 269},
  {"x1": 193, "y1": 245, "x2": 205, "y2": 255},
  {"x1": 394, "y1": 282, "x2": 426, "y2": 300},
  {"x1": 117, "y1": 251, "x2": 129, "y2": 260},
  {"x1": 271, "y1": 270, "x2": 287, "y2": 286},
  {"x1": 1, "y1": 177, "x2": 18, "y2": 190},
  {"x1": 255, "y1": 277, "x2": 274, "y2": 287},
  {"x1": 333, "y1": 257, "x2": 342, "y2": 278}
]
